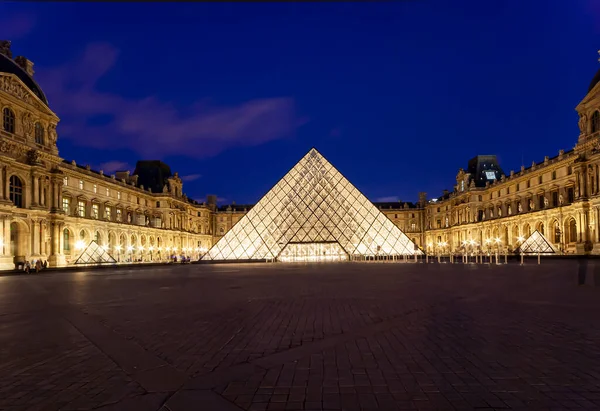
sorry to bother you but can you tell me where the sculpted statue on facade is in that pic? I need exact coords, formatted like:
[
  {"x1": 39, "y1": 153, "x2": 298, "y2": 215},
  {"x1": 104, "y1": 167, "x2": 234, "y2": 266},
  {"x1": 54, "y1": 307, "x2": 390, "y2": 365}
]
[
  {"x1": 22, "y1": 112, "x2": 33, "y2": 138},
  {"x1": 529, "y1": 199, "x2": 534, "y2": 210},
  {"x1": 544, "y1": 197, "x2": 549, "y2": 207},
  {"x1": 47, "y1": 124, "x2": 57, "y2": 146},
  {"x1": 518, "y1": 203, "x2": 522, "y2": 212},
  {"x1": 578, "y1": 113, "x2": 587, "y2": 134},
  {"x1": 559, "y1": 194, "x2": 564, "y2": 205}
]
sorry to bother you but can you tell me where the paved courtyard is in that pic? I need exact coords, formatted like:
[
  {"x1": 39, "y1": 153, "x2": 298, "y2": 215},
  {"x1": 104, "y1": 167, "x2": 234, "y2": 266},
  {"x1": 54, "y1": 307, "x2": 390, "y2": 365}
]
[{"x1": 1, "y1": 261, "x2": 599, "y2": 411}]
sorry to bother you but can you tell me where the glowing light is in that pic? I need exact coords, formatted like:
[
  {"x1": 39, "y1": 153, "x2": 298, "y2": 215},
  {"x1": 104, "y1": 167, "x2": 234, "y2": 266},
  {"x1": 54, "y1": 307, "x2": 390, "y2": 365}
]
[
  {"x1": 115, "y1": 245, "x2": 122, "y2": 251},
  {"x1": 172, "y1": 247, "x2": 178, "y2": 252},
  {"x1": 149, "y1": 246, "x2": 154, "y2": 251},
  {"x1": 75, "y1": 240, "x2": 86, "y2": 250},
  {"x1": 139, "y1": 246, "x2": 144, "y2": 251},
  {"x1": 494, "y1": 237, "x2": 501, "y2": 244},
  {"x1": 517, "y1": 236, "x2": 525, "y2": 242},
  {"x1": 102, "y1": 245, "x2": 109, "y2": 251},
  {"x1": 127, "y1": 246, "x2": 134, "y2": 252},
  {"x1": 485, "y1": 238, "x2": 491, "y2": 244}
]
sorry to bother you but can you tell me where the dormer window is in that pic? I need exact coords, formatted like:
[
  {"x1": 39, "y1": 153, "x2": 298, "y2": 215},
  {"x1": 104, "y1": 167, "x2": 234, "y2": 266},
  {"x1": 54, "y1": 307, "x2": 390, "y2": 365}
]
[
  {"x1": 79, "y1": 180, "x2": 84, "y2": 190},
  {"x1": 34, "y1": 122, "x2": 44, "y2": 144},
  {"x1": 592, "y1": 110, "x2": 600, "y2": 133},
  {"x1": 2, "y1": 108, "x2": 15, "y2": 133}
]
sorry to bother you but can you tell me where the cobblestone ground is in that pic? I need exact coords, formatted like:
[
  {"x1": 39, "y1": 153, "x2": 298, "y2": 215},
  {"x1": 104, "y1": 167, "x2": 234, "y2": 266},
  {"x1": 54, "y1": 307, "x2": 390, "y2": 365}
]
[{"x1": 1, "y1": 261, "x2": 599, "y2": 411}]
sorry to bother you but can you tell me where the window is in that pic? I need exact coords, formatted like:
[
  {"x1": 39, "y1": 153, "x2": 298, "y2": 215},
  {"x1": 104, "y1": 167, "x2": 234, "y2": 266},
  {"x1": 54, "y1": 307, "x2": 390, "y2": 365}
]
[
  {"x1": 63, "y1": 229, "x2": 70, "y2": 251},
  {"x1": 106, "y1": 207, "x2": 112, "y2": 220},
  {"x1": 62, "y1": 197, "x2": 70, "y2": 215},
  {"x1": 436, "y1": 219, "x2": 441, "y2": 228},
  {"x1": 526, "y1": 181, "x2": 530, "y2": 188},
  {"x1": 411, "y1": 223, "x2": 416, "y2": 231},
  {"x1": 94, "y1": 231, "x2": 100, "y2": 243},
  {"x1": 106, "y1": 187, "x2": 110, "y2": 196},
  {"x1": 516, "y1": 183, "x2": 520, "y2": 191},
  {"x1": 116, "y1": 208, "x2": 122, "y2": 222},
  {"x1": 34, "y1": 122, "x2": 44, "y2": 145},
  {"x1": 552, "y1": 191, "x2": 558, "y2": 206},
  {"x1": 538, "y1": 176, "x2": 542, "y2": 184},
  {"x1": 394, "y1": 214, "x2": 398, "y2": 219},
  {"x1": 507, "y1": 187, "x2": 510, "y2": 194},
  {"x1": 157, "y1": 201, "x2": 161, "y2": 208},
  {"x1": 478, "y1": 195, "x2": 482, "y2": 201},
  {"x1": 9, "y1": 175, "x2": 23, "y2": 208},
  {"x1": 592, "y1": 110, "x2": 600, "y2": 133},
  {"x1": 78, "y1": 200, "x2": 85, "y2": 217},
  {"x1": 93, "y1": 184, "x2": 97, "y2": 194},
  {"x1": 567, "y1": 187, "x2": 575, "y2": 203},
  {"x1": 2, "y1": 108, "x2": 15, "y2": 133},
  {"x1": 567, "y1": 166, "x2": 573, "y2": 175},
  {"x1": 79, "y1": 180, "x2": 84, "y2": 190},
  {"x1": 117, "y1": 191, "x2": 121, "y2": 200},
  {"x1": 552, "y1": 171, "x2": 556, "y2": 180},
  {"x1": 92, "y1": 203, "x2": 99, "y2": 219},
  {"x1": 63, "y1": 176, "x2": 68, "y2": 187}
]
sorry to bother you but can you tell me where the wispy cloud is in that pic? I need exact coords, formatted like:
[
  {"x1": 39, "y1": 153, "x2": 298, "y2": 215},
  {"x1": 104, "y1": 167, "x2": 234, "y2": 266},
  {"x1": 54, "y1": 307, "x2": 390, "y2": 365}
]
[
  {"x1": 98, "y1": 160, "x2": 131, "y2": 174},
  {"x1": 375, "y1": 196, "x2": 400, "y2": 202},
  {"x1": 180, "y1": 174, "x2": 202, "y2": 182},
  {"x1": 0, "y1": 13, "x2": 37, "y2": 39},
  {"x1": 37, "y1": 42, "x2": 300, "y2": 159}
]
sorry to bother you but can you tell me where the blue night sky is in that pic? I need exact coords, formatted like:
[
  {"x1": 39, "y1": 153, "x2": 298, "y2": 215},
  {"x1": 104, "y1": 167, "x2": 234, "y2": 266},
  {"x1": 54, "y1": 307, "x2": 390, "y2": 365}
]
[{"x1": 1, "y1": 1, "x2": 599, "y2": 205}]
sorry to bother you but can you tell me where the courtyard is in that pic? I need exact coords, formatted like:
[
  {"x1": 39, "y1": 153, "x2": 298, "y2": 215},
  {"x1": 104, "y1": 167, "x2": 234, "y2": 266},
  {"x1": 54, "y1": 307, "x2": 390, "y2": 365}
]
[{"x1": 1, "y1": 261, "x2": 599, "y2": 411}]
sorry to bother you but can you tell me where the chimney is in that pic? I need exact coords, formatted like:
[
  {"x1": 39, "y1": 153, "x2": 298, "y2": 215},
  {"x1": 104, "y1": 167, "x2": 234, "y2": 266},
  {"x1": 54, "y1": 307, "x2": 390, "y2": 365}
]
[
  {"x1": 14, "y1": 56, "x2": 34, "y2": 77},
  {"x1": 0, "y1": 40, "x2": 12, "y2": 59}
]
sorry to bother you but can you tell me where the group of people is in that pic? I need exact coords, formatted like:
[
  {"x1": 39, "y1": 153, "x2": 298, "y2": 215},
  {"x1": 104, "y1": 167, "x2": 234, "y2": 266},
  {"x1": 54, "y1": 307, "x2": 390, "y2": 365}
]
[
  {"x1": 171, "y1": 255, "x2": 192, "y2": 263},
  {"x1": 22, "y1": 259, "x2": 48, "y2": 274}
]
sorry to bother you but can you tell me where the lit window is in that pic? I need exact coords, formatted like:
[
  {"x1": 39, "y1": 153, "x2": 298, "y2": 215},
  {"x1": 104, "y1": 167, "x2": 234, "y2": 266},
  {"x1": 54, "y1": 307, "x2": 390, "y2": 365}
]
[
  {"x1": 106, "y1": 207, "x2": 112, "y2": 220},
  {"x1": 63, "y1": 229, "x2": 70, "y2": 251},
  {"x1": 79, "y1": 180, "x2": 84, "y2": 190},
  {"x1": 93, "y1": 184, "x2": 97, "y2": 194},
  {"x1": 78, "y1": 200, "x2": 86, "y2": 217},
  {"x1": 106, "y1": 187, "x2": 110, "y2": 196},
  {"x1": 2, "y1": 108, "x2": 15, "y2": 133},
  {"x1": 117, "y1": 191, "x2": 121, "y2": 200},
  {"x1": 411, "y1": 223, "x2": 416, "y2": 231},
  {"x1": 62, "y1": 197, "x2": 70, "y2": 215},
  {"x1": 92, "y1": 203, "x2": 99, "y2": 219},
  {"x1": 116, "y1": 208, "x2": 122, "y2": 222},
  {"x1": 63, "y1": 176, "x2": 68, "y2": 187},
  {"x1": 34, "y1": 122, "x2": 44, "y2": 145},
  {"x1": 9, "y1": 175, "x2": 23, "y2": 208}
]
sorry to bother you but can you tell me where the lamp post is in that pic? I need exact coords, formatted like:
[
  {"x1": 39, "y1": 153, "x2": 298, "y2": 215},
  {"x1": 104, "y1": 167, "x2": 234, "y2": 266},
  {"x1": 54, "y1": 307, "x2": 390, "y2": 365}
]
[
  {"x1": 485, "y1": 238, "x2": 492, "y2": 263},
  {"x1": 517, "y1": 236, "x2": 525, "y2": 265},
  {"x1": 494, "y1": 237, "x2": 501, "y2": 264}
]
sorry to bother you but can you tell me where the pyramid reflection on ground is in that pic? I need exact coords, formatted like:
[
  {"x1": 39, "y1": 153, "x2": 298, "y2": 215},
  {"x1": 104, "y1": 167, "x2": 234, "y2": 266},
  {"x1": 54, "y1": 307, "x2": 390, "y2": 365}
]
[{"x1": 203, "y1": 148, "x2": 422, "y2": 262}]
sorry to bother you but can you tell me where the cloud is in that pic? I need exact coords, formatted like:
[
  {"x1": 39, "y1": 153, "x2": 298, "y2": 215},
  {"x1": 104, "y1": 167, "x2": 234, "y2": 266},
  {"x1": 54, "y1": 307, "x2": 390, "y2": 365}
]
[
  {"x1": 98, "y1": 160, "x2": 131, "y2": 174},
  {"x1": 375, "y1": 196, "x2": 400, "y2": 202},
  {"x1": 0, "y1": 13, "x2": 36, "y2": 39},
  {"x1": 180, "y1": 174, "x2": 202, "y2": 182},
  {"x1": 37, "y1": 42, "x2": 299, "y2": 159}
]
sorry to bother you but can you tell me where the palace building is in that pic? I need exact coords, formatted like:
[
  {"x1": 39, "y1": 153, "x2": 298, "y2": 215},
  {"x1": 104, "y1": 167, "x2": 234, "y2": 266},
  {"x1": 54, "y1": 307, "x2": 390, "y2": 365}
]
[{"x1": 1, "y1": 39, "x2": 600, "y2": 268}]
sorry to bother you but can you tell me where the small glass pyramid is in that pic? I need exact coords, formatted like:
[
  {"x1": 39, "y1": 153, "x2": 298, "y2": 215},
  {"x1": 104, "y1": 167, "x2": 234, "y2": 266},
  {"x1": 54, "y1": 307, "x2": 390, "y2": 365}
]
[
  {"x1": 74, "y1": 240, "x2": 118, "y2": 265},
  {"x1": 518, "y1": 230, "x2": 556, "y2": 254},
  {"x1": 203, "y1": 148, "x2": 422, "y2": 262}
]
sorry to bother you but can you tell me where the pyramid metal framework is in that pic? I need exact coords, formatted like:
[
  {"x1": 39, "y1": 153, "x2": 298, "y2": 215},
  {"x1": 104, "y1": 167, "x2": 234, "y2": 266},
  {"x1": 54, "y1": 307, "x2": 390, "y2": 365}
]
[
  {"x1": 203, "y1": 148, "x2": 422, "y2": 262},
  {"x1": 518, "y1": 230, "x2": 557, "y2": 254},
  {"x1": 74, "y1": 240, "x2": 118, "y2": 265}
]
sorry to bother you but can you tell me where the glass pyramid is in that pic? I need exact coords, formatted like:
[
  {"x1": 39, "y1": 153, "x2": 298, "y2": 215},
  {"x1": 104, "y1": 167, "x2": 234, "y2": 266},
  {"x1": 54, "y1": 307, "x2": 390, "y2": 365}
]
[
  {"x1": 203, "y1": 148, "x2": 422, "y2": 262},
  {"x1": 518, "y1": 230, "x2": 556, "y2": 254},
  {"x1": 74, "y1": 240, "x2": 118, "y2": 265}
]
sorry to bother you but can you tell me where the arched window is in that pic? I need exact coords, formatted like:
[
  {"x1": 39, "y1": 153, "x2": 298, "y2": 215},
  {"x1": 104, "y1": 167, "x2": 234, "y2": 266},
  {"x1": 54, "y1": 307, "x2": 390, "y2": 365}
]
[
  {"x1": 9, "y1": 176, "x2": 23, "y2": 208},
  {"x1": 592, "y1": 110, "x2": 600, "y2": 134},
  {"x1": 80, "y1": 230, "x2": 86, "y2": 240},
  {"x1": 34, "y1": 122, "x2": 44, "y2": 145},
  {"x1": 568, "y1": 219, "x2": 577, "y2": 243},
  {"x1": 553, "y1": 221, "x2": 561, "y2": 243},
  {"x1": 94, "y1": 231, "x2": 100, "y2": 243},
  {"x1": 2, "y1": 108, "x2": 15, "y2": 133},
  {"x1": 64, "y1": 229, "x2": 70, "y2": 251}
]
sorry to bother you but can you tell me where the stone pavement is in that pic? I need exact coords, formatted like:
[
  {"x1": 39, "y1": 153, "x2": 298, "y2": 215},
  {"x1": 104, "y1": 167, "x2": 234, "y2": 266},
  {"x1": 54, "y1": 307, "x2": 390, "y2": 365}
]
[{"x1": 0, "y1": 261, "x2": 599, "y2": 411}]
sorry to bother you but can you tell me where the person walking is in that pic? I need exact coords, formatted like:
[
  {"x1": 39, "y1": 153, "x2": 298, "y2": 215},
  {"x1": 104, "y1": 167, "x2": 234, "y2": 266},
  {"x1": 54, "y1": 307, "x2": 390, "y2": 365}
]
[
  {"x1": 24, "y1": 261, "x2": 31, "y2": 274},
  {"x1": 35, "y1": 260, "x2": 41, "y2": 273}
]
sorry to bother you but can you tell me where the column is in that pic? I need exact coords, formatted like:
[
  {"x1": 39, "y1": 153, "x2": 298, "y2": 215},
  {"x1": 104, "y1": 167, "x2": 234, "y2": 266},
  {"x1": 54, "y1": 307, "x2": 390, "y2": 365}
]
[
  {"x1": 4, "y1": 170, "x2": 9, "y2": 200},
  {"x1": 0, "y1": 167, "x2": 4, "y2": 201},
  {"x1": 32, "y1": 175, "x2": 39, "y2": 205},
  {"x1": 2, "y1": 217, "x2": 9, "y2": 256},
  {"x1": 58, "y1": 223, "x2": 64, "y2": 254},
  {"x1": 32, "y1": 219, "x2": 40, "y2": 255},
  {"x1": 51, "y1": 182, "x2": 58, "y2": 210}
]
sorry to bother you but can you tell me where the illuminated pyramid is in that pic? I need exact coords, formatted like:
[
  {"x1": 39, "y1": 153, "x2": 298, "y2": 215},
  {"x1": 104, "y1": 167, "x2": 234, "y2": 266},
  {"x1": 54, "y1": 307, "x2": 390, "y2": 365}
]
[
  {"x1": 518, "y1": 230, "x2": 556, "y2": 254},
  {"x1": 203, "y1": 148, "x2": 421, "y2": 262},
  {"x1": 74, "y1": 241, "x2": 117, "y2": 265}
]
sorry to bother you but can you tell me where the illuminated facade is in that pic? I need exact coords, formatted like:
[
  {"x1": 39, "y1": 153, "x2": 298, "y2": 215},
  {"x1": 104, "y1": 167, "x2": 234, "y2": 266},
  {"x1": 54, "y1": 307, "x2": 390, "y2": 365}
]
[
  {"x1": 2, "y1": 39, "x2": 600, "y2": 269},
  {"x1": 204, "y1": 149, "x2": 420, "y2": 262}
]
